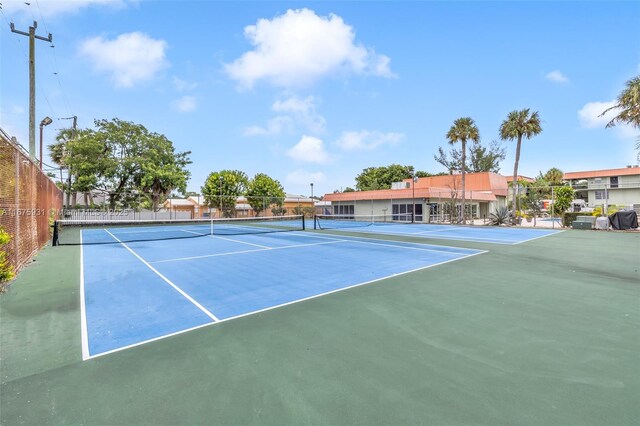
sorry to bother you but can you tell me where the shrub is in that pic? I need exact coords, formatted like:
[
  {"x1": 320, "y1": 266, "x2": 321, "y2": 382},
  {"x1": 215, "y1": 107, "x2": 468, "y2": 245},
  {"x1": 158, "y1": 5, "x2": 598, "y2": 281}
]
[
  {"x1": 0, "y1": 226, "x2": 14, "y2": 285},
  {"x1": 488, "y1": 206, "x2": 512, "y2": 226},
  {"x1": 562, "y1": 212, "x2": 584, "y2": 227}
]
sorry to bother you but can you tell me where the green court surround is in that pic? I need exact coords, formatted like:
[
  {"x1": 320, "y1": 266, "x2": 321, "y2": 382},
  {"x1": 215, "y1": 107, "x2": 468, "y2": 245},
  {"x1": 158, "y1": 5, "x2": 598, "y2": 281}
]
[{"x1": 1, "y1": 229, "x2": 638, "y2": 425}]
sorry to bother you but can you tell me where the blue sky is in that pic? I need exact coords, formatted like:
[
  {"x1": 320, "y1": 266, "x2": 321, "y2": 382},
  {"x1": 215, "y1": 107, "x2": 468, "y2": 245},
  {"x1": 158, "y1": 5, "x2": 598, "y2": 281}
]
[{"x1": 1, "y1": 0, "x2": 639, "y2": 197}]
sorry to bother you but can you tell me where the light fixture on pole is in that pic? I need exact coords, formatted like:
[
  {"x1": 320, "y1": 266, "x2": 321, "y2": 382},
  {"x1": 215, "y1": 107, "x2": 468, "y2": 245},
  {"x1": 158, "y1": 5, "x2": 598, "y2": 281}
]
[
  {"x1": 39, "y1": 116, "x2": 53, "y2": 171},
  {"x1": 412, "y1": 175, "x2": 418, "y2": 223}
]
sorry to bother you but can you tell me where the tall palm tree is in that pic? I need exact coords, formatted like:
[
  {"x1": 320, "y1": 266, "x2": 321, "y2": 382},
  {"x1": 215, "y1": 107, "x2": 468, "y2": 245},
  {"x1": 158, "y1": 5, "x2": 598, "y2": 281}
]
[
  {"x1": 601, "y1": 75, "x2": 640, "y2": 129},
  {"x1": 446, "y1": 117, "x2": 479, "y2": 223},
  {"x1": 600, "y1": 75, "x2": 640, "y2": 161},
  {"x1": 499, "y1": 109, "x2": 543, "y2": 214}
]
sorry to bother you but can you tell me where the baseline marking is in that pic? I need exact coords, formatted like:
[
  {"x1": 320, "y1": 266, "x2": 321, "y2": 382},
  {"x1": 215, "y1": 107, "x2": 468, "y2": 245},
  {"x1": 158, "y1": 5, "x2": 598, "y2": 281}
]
[
  {"x1": 103, "y1": 229, "x2": 219, "y2": 322},
  {"x1": 512, "y1": 229, "x2": 565, "y2": 245},
  {"x1": 291, "y1": 231, "x2": 486, "y2": 255}
]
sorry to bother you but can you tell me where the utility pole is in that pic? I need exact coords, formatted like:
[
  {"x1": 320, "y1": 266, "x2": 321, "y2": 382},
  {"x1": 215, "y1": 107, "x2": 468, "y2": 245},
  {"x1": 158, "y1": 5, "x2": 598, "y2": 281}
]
[
  {"x1": 10, "y1": 21, "x2": 53, "y2": 160},
  {"x1": 60, "y1": 116, "x2": 77, "y2": 207}
]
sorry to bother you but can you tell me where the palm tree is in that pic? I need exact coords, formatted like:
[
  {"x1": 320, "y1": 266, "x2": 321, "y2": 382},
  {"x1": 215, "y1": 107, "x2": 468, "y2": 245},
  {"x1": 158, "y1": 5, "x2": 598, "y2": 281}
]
[
  {"x1": 600, "y1": 75, "x2": 640, "y2": 161},
  {"x1": 601, "y1": 75, "x2": 640, "y2": 129},
  {"x1": 499, "y1": 109, "x2": 543, "y2": 214},
  {"x1": 446, "y1": 117, "x2": 479, "y2": 223}
]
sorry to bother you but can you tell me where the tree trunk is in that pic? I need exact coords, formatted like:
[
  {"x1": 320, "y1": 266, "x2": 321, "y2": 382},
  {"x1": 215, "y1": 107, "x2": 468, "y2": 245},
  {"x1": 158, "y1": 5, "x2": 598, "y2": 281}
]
[
  {"x1": 461, "y1": 140, "x2": 466, "y2": 224},
  {"x1": 512, "y1": 134, "x2": 522, "y2": 216}
]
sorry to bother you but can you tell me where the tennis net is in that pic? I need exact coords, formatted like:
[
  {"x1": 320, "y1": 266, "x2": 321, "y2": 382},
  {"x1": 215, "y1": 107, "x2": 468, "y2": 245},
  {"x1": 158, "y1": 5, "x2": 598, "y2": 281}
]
[
  {"x1": 53, "y1": 215, "x2": 305, "y2": 245},
  {"x1": 313, "y1": 214, "x2": 400, "y2": 230}
]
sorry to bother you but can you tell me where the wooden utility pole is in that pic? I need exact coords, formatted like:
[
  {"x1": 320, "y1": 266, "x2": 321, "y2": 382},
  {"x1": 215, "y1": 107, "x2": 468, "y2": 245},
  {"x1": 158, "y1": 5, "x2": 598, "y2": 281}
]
[
  {"x1": 60, "y1": 116, "x2": 78, "y2": 207},
  {"x1": 10, "y1": 21, "x2": 53, "y2": 160}
]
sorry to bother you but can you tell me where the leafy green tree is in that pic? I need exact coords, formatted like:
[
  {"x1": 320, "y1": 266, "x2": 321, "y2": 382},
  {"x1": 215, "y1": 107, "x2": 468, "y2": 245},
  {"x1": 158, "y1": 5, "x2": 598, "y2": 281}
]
[
  {"x1": 446, "y1": 117, "x2": 480, "y2": 222},
  {"x1": 246, "y1": 173, "x2": 285, "y2": 217},
  {"x1": 468, "y1": 139, "x2": 506, "y2": 173},
  {"x1": 433, "y1": 146, "x2": 462, "y2": 174},
  {"x1": 202, "y1": 170, "x2": 248, "y2": 217},
  {"x1": 52, "y1": 119, "x2": 191, "y2": 209},
  {"x1": 499, "y1": 109, "x2": 543, "y2": 213},
  {"x1": 531, "y1": 173, "x2": 551, "y2": 198},
  {"x1": 49, "y1": 128, "x2": 105, "y2": 206},
  {"x1": 415, "y1": 171, "x2": 433, "y2": 178},
  {"x1": 271, "y1": 206, "x2": 287, "y2": 216},
  {"x1": 543, "y1": 167, "x2": 564, "y2": 186},
  {"x1": 137, "y1": 135, "x2": 191, "y2": 211},
  {"x1": 435, "y1": 139, "x2": 505, "y2": 174},
  {"x1": 523, "y1": 184, "x2": 545, "y2": 226},
  {"x1": 343, "y1": 187, "x2": 356, "y2": 192},
  {"x1": 552, "y1": 186, "x2": 574, "y2": 223},
  {"x1": 355, "y1": 164, "x2": 415, "y2": 191}
]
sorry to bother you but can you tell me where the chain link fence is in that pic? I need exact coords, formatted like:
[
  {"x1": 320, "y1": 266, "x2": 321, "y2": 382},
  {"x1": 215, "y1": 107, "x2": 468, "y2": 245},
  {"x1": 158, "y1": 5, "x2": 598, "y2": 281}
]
[{"x1": 1, "y1": 130, "x2": 63, "y2": 275}]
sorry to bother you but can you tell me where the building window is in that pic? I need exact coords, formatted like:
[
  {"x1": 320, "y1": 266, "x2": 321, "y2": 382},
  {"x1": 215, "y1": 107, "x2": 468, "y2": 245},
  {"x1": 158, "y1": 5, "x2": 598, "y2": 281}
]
[
  {"x1": 610, "y1": 176, "x2": 619, "y2": 188},
  {"x1": 333, "y1": 204, "x2": 354, "y2": 217},
  {"x1": 392, "y1": 203, "x2": 423, "y2": 221},
  {"x1": 595, "y1": 190, "x2": 608, "y2": 200}
]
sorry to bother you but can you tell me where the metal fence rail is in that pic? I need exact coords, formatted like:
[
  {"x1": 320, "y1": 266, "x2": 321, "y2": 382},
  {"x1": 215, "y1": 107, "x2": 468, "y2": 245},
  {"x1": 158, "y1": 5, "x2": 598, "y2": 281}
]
[{"x1": 0, "y1": 132, "x2": 63, "y2": 274}]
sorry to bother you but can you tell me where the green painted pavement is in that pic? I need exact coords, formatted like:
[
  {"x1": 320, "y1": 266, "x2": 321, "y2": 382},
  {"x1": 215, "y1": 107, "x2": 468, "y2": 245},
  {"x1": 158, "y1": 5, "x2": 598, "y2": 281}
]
[{"x1": 1, "y1": 230, "x2": 638, "y2": 425}]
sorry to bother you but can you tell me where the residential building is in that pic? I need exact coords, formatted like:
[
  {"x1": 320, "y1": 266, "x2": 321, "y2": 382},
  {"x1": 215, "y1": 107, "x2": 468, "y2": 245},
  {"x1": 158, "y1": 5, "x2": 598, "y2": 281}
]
[
  {"x1": 564, "y1": 166, "x2": 640, "y2": 209},
  {"x1": 322, "y1": 172, "x2": 508, "y2": 222}
]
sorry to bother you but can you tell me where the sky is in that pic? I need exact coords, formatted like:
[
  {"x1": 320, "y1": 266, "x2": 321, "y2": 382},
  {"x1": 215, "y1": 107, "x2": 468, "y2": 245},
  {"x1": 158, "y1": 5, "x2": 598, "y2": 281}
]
[{"x1": 1, "y1": 0, "x2": 639, "y2": 197}]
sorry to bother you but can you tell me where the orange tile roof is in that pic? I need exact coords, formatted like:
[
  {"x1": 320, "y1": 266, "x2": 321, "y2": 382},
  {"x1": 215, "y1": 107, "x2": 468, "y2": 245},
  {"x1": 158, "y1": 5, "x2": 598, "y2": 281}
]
[
  {"x1": 505, "y1": 175, "x2": 535, "y2": 183},
  {"x1": 563, "y1": 167, "x2": 640, "y2": 180},
  {"x1": 324, "y1": 172, "x2": 507, "y2": 202}
]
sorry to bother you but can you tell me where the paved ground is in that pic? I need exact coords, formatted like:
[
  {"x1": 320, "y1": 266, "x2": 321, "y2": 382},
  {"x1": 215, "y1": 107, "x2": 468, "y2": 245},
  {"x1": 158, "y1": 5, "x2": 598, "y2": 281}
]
[{"x1": 1, "y1": 228, "x2": 638, "y2": 425}]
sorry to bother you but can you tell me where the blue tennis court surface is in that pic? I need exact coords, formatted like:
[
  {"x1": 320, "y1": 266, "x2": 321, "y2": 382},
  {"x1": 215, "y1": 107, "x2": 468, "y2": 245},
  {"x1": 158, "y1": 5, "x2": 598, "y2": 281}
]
[
  {"x1": 315, "y1": 220, "x2": 562, "y2": 244},
  {"x1": 81, "y1": 229, "x2": 484, "y2": 358}
]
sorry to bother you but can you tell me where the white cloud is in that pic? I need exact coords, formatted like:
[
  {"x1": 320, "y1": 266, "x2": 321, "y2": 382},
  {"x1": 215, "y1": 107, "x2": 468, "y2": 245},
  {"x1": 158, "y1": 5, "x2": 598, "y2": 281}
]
[
  {"x1": 578, "y1": 100, "x2": 636, "y2": 139},
  {"x1": 224, "y1": 8, "x2": 395, "y2": 88},
  {"x1": 3, "y1": 0, "x2": 128, "y2": 19},
  {"x1": 173, "y1": 96, "x2": 197, "y2": 112},
  {"x1": 545, "y1": 70, "x2": 569, "y2": 84},
  {"x1": 335, "y1": 130, "x2": 404, "y2": 151},
  {"x1": 286, "y1": 170, "x2": 327, "y2": 184},
  {"x1": 243, "y1": 116, "x2": 294, "y2": 136},
  {"x1": 172, "y1": 76, "x2": 198, "y2": 92},
  {"x1": 78, "y1": 32, "x2": 168, "y2": 88},
  {"x1": 244, "y1": 95, "x2": 325, "y2": 136},
  {"x1": 286, "y1": 135, "x2": 332, "y2": 164}
]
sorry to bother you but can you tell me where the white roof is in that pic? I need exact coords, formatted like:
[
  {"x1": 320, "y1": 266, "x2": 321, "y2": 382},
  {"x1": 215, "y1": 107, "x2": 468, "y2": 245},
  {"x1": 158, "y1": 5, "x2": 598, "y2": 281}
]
[{"x1": 165, "y1": 198, "x2": 196, "y2": 206}]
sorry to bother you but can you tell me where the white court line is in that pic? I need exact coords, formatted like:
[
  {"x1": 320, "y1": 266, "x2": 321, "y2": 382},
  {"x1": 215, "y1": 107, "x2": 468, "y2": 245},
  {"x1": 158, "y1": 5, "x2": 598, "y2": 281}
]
[
  {"x1": 322, "y1": 227, "x2": 522, "y2": 244},
  {"x1": 512, "y1": 229, "x2": 565, "y2": 245},
  {"x1": 83, "y1": 247, "x2": 487, "y2": 360},
  {"x1": 103, "y1": 229, "x2": 220, "y2": 322},
  {"x1": 290, "y1": 231, "x2": 485, "y2": 255},
  {"x1": 79, "y1": 232, "x2": 90, "y2": 360},
  {"x1": 152, "y1": 239, "x2": 349, "y2": 264},
  {"x1": 182, "y1": 230, "x2": 272, "y2": 249}
]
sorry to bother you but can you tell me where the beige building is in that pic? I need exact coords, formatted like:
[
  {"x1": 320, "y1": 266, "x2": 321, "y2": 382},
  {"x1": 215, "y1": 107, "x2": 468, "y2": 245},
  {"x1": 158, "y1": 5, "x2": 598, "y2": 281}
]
[
  {"x1": 564, "y1": 166, "x2": 640, "y2": 209},
  {"x1": 323, "y1": 172, "x2": 509, "y2": 222}
]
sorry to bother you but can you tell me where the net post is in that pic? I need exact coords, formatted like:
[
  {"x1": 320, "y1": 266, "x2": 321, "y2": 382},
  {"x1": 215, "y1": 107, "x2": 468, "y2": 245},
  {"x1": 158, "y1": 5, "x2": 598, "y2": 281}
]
[
  {"x1": 52, "y1": 220, "x2": 59, "y2": 246},
  {"x1": 313, "y1": 214, "x2": 317, "y2": 230},
  {"x1": 302, "y1": 214, "x2": 306, "y2": 231}
]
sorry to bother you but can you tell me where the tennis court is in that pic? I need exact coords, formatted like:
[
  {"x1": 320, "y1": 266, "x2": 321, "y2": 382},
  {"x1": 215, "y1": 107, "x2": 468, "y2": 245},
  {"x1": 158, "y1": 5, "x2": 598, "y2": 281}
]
[
  {"x1": 71, "y1": 217, "x2": 484, "y2": 358},
  {"x1": 314, "y1": 215, "x2": 562, "y2": 244},
  {"x1": 2, "y1": 219, "x2": 638, "y2": 425}
]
